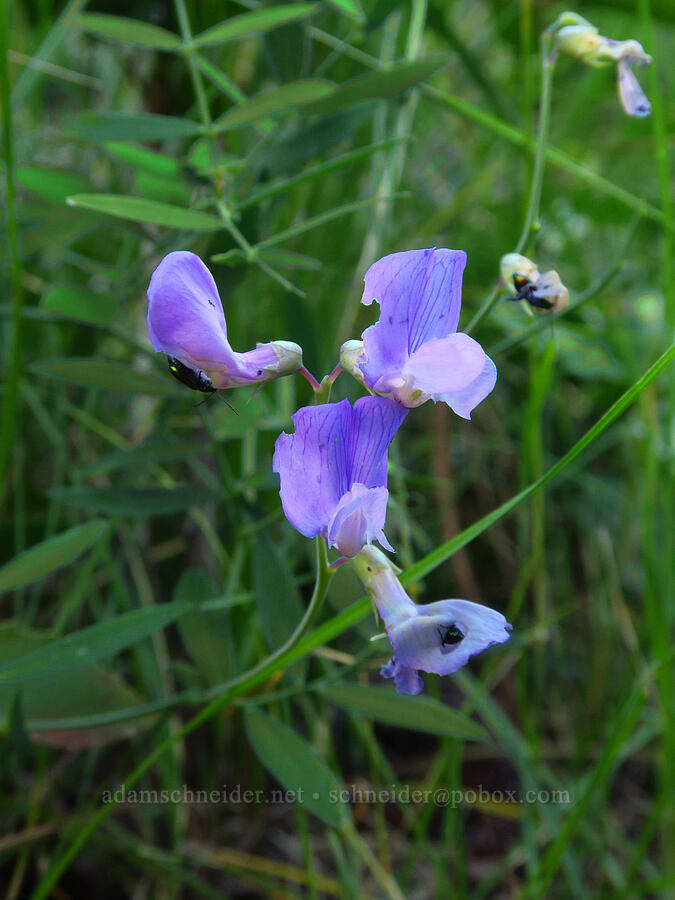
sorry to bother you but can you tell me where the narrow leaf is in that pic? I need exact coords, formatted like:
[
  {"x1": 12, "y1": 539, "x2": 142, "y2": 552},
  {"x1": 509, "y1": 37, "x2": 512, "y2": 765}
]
[
  {"x1": 0, "y1": 521, "x2": 108, "y2": 593},
  {"x1": 74, "y1": 111, "x2": 202, "y2": 142},
  {"x1": 0, "y1": 605, "x2": 191, "y2": 685},
  {"x1": 0, "y1": 623, "x2": 155, "y2": 747},
  {"x1": 194, "y1": 4, "x2": 317, "y2": 46},
  {"x1": 31, "y1": 359, "x2": 180, "y2": 396},
  {"x1": 104, "y1": 141, "x2": 181, "y2": 177},
  {"x1": 66, "y1": 194, "x2": 222, "y2": 230},
  {"x1": 214, "y1": 80, "x2": 334, "y2": 130},
  {"x1": 324, "y1": 0, "x2": 364, "y2": 19},
  {"x1": 301, "y1": 56, "x2": 450, "y2": 116},
  {"x1": 324, "y1": 684, "x2": 488, "y2": 740},
  {"x1": 175, "y1": 569, "x2": 235, "y2": 684},
  {"x1": 16, "y1": 166, "x2": 93, "y2": 204},
  {"x1": 48, "y1": 486, "x2": 213, "y2": 516},
  {"x1": 254, "y1": 538, "x2": 303, "y2": 649},
  {"x1": 77, "y1": 13, "x2": 181, "y2": 49},
  {"x1": 41, "y1": 286, "x2": 119, "y2": 325},
  {"x1": 245, "y1": 709, "x2": 348, "y2": 826}
]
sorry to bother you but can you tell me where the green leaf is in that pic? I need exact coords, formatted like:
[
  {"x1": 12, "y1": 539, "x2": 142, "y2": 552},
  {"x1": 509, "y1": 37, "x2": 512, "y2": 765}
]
[
  {"x1": 260, "y1": 249, "x2": 321, "y2": 270},
  {"x1": 66, "y1": 194, "x2": 222, "y2": 230},
  {"x1": 254, "y1": 538, "x2": 303, "y2": 649},
  {"x1": 77, "y1": 13, "x2": 181, "y2": 49},
  {"x1": 16, "y1": 166, "x2": 93, "y2": 204},
  {"x1": 74, "y1": 111, "x2": 202, "y2": 142},
  {"x1": 245, "y1": 709, "x2": 348, "y2": 827},
  {"x1": 104, "y1": 141, "x2": 181, "y2": 177},
  {"x1": 0, "y1": 604, "x2": 191, "y2": 685},
  {"x1": 174, "y1": 569, "x2": 234, "y2": 684},
  {"x1": 0, "y1": 622, "x2": 155, "y2": 747},
  {"x1": 194, "y1": 4, "x2": 317, "y2": 46},
  {"x1": 83, "y1": 441, "x2": 204, "y2": 476},
  {"x1": 0, "y1": 521, "x2": 108, "y2": 593},
  {"x1": 41, "y1": 286, "x2": 119, "y2": 325},
  {"x1": 31, "y1": 359, "x2": 180, "y2": 396},
  {"x1": 323, "y1": 684, "x2": 489, "y2": 740},
  {"x1": 324, "y1": 0, "x2": 364, "y2": 19},
  {"x1": 301, "y1": 56, "x2": 450, "y2": 116},
  {"x1": 214, "y1": 80, "x2": 334, "y2": 130},
  {"x1": 48, "y1": 486, "x2": 213, "y2": 516}
]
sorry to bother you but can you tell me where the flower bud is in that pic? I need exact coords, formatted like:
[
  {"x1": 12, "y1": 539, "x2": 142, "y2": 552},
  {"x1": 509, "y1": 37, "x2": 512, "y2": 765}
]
[{"x1": 499, "y1": 253, "x2": 540, "y2": 287}]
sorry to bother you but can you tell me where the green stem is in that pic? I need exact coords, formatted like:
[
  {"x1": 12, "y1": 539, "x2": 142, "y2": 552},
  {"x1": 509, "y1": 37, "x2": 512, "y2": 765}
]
[
  {"x1": 0, "y1": 0, "x2": 24, "y2": 500},
  {"x1": 515, "y1": 33, "x2": 555, "y2": 254},
  {"x1": 466, "y1": 33, "x2": 556, "y2": 335},
  {"x1": 173, "y1": 0, "x2": 212, "y2": 132}
]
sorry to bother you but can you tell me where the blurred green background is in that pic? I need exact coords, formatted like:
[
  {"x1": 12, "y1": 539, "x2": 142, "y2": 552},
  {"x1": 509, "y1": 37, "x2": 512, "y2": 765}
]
[{"x1": 1, "y1": 0, "x2": 673, "y2": 896}]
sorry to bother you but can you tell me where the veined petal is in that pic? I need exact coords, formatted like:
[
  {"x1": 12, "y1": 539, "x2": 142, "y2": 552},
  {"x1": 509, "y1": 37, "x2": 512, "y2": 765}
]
[
  {"x1": 359, "y1": 248, "x2": 467, "y2": 387},
  {"x1": 402, "y1": 333, "x2": 488, "y2": 396},
  {"x1": 326, "y1": 484, "x2": 391, "y2": 557},
  {"x1": 147, "y1": 251, "x2": 236, "y2": 372},
  {"x1": 348, "y1": 396, "x2": 408, "y2": 488},
  {"x1": 387, "y1": 598, "x2": 512, "y2": 676},
  {"x1": 273, "y1": 400, "x2": 351, "y2": 540}
]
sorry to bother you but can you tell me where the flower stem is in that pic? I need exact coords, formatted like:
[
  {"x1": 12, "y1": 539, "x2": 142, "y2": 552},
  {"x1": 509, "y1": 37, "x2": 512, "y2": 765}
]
[
  {"x1": 515, "y1": 32, "x2": 556, "y2": 254},
  {"x1": 467, "y1": 33, "x2": 556, "y2": 336}
]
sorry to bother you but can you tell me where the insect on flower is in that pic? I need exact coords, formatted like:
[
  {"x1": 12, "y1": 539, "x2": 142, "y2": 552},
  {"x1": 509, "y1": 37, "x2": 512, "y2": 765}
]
[
  {"x1": 507, "y1": 271, "x2": 569, "y2": 313},
  {"x1": 167, "y1": 356, "x2": 216, "y2": 394}
]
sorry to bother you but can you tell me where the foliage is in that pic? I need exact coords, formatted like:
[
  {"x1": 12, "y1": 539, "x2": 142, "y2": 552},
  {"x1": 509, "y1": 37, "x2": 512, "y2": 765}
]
[{"x1": 0, "y1": 0, "x2": 673, "y2": 896}]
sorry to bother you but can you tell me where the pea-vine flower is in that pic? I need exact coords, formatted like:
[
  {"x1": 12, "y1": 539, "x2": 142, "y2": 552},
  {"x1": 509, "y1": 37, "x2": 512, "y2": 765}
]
[
  {"x1": 354, "y1": 546, "x2": 512, "y2": 694},
  {"x1": 273, "y1": 397, "x2": 407, "y2": 558},
  {"x1": 500, "y1": 252, "x2": 569, "y2": 314},
  {"x1": 340, "y1": 248, "x2": 496, "y2": 419},
  {"x1": 553, "y1": 13, "x2": 652, "y2": 117},
  {"x1": 147, "y1": 251, "x2": 302, "y2": 389}
]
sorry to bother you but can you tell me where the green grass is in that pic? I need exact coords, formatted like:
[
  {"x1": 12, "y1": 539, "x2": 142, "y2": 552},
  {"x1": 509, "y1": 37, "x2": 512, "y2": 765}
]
[{"x1": 1, "y1": 0, "x2": 674, "y2": 897}]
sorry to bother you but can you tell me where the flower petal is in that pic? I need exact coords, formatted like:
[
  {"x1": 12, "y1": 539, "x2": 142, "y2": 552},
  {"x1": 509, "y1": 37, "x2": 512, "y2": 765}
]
[
  {"x1": 402, "y1": 332, "x2": 488, "y2": 396},
  {"x1": 273, "y1": 400, "x2": 351, "y2": 540},
  {"x1": 147, "y1": 251, "x2": 236, "y2": 371},
  {"x1": 381, "y1": 657, "x2": 424, "y2": 695},
  {"x1": 359, "y1": 248, "x2": 467, "y2": 387},
  {"x1": 617, "y1": 58, "x2": 651, "y2": 117},
  {"x1": 348, "y1": 396, "x2": 408, "y2": 488},
  {"x1": 326, "y1": 484, "x2": 392, "y2": 557},
  {"x1": 437, "y1": 355, "x2": 497, "y2": 420},
  {"x1": 386, "y1": 598, "x2": 511, "y2": 676}
]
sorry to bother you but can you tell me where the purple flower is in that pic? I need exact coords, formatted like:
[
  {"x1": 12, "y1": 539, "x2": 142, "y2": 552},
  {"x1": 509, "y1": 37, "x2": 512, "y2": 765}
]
[
  {"x1": 354, "y1": 547, "x2": 512, "y2": 694},
  {"x1": 273, "y1": 397, "x2": 407, "y2": 557},
  {"x1": 147, "y1": 251, "x2": 302, "y2": 388},
  {"x1": 340, "y1": 248, "x2": 496, "y2": 418}
]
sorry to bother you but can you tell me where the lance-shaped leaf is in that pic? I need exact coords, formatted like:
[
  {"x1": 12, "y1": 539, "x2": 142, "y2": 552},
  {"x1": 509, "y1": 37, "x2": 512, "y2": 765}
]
[
  {"x1": 245, "y1": 709, "x2": 348, "y2": 827},
  {"x1": 77, "y1": 13, "x2": 181, "y2": 49},
  {"x1": 214, "y1": 79, "x2": 334, "y2": 130},
  {"x1": 0, "y1": 521, "x2": 108, "y2": 593},
  {"x1": 66, "y1": 194, "x2": 222, "y2": 230},
  {"x1": 194, "y1": 4, "x2": 317, "y2": 46},
  {"x1": 31, "y1": 359, "x2": 180, "y2": 396},
  {"x1": 48, "y1": 486, "x2": 213, "y2": 516},
  {"x1": 74, "y1": 111, "x2": 202, "y2": 142},
  {"x1": 301, "y1": 56, "x2": 451, "y2": 116}
]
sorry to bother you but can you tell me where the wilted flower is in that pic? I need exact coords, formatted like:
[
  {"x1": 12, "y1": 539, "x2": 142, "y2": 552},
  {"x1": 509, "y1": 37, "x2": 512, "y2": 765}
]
[
  {"x1": 554, "y1": 13, "x2": 652, "y2": 117},
  {"x1": 147, "y1": 251, "x2": 302, "y2": 389},
  {"x1": 340, "y1": 248, "x2": 496, "y2": 419},
  {"x1": 354, "y1": 546, "x2": 512, "y2": 694},
  {"x1": 500, "y1": 252, "x2": 569, "y2": 314},
  {"x1": 273, "y1": 397, "x2": 407, "y2": 558}
]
